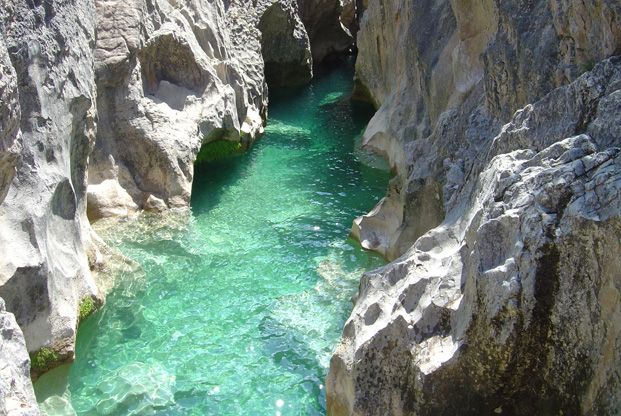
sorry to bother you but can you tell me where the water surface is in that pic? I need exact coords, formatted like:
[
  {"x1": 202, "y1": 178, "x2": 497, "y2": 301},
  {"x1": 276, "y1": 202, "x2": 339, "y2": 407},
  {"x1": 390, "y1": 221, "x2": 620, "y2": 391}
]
[{"x1": 36, "y1": 62, "x2": 389, "y2": 415}]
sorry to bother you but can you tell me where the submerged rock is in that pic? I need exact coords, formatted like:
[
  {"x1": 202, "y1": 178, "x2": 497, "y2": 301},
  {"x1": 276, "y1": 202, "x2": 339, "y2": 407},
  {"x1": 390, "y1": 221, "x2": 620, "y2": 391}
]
[{"x1": 328, "y1": 0, "x2": 621, "y2": 412}]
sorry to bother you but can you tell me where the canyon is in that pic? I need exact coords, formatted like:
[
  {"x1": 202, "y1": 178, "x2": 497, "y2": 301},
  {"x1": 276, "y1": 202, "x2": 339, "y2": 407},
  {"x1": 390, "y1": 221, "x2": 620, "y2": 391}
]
[{"x1": 0, "y1": 0, "x2": 620, "y2": 414}]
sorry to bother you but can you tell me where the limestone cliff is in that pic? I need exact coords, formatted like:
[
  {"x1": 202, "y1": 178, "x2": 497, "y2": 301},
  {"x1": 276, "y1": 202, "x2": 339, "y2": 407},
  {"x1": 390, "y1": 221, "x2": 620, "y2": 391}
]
[
  {"x1": 328, "y1": 1, "x2": 621, "y2": 414},
  {"x1": 351, "y1": 0, "x2": 621, "y2": 260},
  {"x1": 297, "y1": 0, "x2": 354, "y2": 62},
  {"x1": 87, "y1": 0, "x2": 269, "y2": 219},
  {"x1": 86, "y1": 0, "x2": 356, "y2": 219},
  {"x1": 0, "y1": 0, "x2": 99, "y2": 372}
]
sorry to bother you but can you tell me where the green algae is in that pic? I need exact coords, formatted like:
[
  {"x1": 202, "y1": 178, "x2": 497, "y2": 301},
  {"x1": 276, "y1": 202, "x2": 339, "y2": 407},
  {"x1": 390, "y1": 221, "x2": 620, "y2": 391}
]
[{"x1": 196, "y1": 139, "x2": 243, "y2": 163}]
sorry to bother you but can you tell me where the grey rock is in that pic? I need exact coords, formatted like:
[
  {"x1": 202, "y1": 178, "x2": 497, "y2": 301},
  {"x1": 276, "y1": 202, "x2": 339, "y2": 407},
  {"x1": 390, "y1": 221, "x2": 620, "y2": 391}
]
[
  {"x1": 328, "y1": 51, "x2": 621, "y2": 416},
  {"x1": 0, "y1": 34, "x2": 21, "y2": 206},
  {"x1": 258, "y1": 0, "x2": 313, "y2": 87},
  {"x1": 0, "y1": 0, "x2": 99, "y2": 364},
  {"x1": 330, "y1": 0, "x2": 621, "y2": 413},
  {"x1": 0, "y1": 298, "x2": 40, "y2": 415},
  {"x1": 89, "y1": 0, "x2": 269, "y2": 218},
  {"x1": 351, "y1": 0, "x2": 621, "y2": 261},
  {"x1": 297, "y1": 0, "x2": 354, "y2": 62}
]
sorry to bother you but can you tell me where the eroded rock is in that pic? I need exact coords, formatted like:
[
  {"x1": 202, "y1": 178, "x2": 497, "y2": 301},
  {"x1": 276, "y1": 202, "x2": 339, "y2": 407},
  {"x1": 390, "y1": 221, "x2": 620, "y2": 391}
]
[
  {"x1": 0, "y1": 298, "x2": 39, "y2": 415},
  {"x1": 297, "y1": 0, "x2": 354, "y2": 62},
  {"x1": 0, "y1": 0, "x2": 99, "y2": 367},
  {"x1": 351, "y1": 0, "x2": 621, "y2": 261},
  {"x1": 258, "y1": 0, "x2": 312, "y2": 87},
  {"x1": 89, "y1": 0, "x2": 268, "y2": 217},
  {"x1": 328, "y1": 56, "x2": 621, "y2": 416}
]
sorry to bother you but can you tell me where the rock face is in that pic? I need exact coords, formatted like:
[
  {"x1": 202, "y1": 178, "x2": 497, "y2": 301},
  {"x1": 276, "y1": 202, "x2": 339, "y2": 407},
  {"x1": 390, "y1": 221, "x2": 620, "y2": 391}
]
[
  {"x1": 0, "y1": 299, "x2": 40, "y2": 415},
  {"x1": 0, "y1": 35, "x2": 21, "y2": 206},
  {"x1": 328, "y1": 1, "x2": 621, "y2": 414},
  {"x1": 350, "y1": 0, "x2": 621, "y2": 260},
  {"x1": 258, "y1": 0, "x2": 313, "y2": 87},
  {"x1": 0, "y1": 0, "x2": 99, "y2": 366},
  {"x1": 88, "y1": 0, "x2": 269, "y2": 219},
  {"x1": 297, "y1": 0, "x2": 354, "y2": 62}
]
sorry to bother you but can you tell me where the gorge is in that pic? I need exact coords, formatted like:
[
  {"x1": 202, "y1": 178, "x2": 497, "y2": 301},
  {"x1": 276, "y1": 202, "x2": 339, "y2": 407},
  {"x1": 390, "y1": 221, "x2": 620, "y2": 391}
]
[
  {"x1": 1, "y1": 0, "x2": 620, "y2": 415},
  {"x1": 34, "y1": 62, "x2": 389, "y2": 415}
]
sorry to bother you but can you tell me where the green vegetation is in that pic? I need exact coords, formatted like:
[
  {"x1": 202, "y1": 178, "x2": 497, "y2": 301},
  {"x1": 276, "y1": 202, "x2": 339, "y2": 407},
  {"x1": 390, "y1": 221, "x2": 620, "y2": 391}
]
[
  {"x1": 196, "y1": 139, "x2": 243, "y2": 164},
  {"x1": 78, "y1": 296, "x2": 96, "y2": 322},
  {"x1": 31, "y1": 347, "x2": 59, "y2": 371}
]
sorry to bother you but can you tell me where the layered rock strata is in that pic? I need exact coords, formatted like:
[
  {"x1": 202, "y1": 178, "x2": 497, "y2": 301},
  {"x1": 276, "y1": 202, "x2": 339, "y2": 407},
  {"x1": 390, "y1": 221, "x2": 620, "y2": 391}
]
[
  {"x1": 0, "y1": 0, "x2": 99, "y2": 371},
  {"x1": 329, "y1": 1, "x2": 621, "y2": 414}
]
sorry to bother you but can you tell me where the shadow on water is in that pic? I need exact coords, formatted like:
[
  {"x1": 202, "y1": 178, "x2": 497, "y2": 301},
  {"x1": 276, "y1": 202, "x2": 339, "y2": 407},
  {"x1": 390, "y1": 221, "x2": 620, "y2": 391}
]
[{"x1": 191, "y1": 153, "x2": 252, "y2": 215}]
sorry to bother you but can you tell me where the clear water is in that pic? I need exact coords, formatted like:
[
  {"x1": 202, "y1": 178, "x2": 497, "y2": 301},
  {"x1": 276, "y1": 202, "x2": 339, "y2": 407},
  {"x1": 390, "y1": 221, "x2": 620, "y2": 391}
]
[{"x1": 35, "y1": 62, "x2": 389, "y2": 415}]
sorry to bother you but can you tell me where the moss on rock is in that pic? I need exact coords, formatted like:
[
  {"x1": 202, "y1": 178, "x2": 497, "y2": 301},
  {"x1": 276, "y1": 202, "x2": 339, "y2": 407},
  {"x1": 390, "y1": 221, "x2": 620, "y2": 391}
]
[
  {"x1": 196, "y1": 139, "x2": 243, "y2": 163},
  {"x1": 78, "y1": 296, "x2": 96, "y2": 323},
  {"x1": 30, "y1": 347, "x2": 59, "y2": 372}
]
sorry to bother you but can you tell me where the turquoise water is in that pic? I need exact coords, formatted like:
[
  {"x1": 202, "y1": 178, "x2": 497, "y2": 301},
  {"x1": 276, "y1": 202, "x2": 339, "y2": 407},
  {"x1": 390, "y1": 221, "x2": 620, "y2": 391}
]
[{"x1": 35, "y1": 63, "x2": 389, "y2": 415}]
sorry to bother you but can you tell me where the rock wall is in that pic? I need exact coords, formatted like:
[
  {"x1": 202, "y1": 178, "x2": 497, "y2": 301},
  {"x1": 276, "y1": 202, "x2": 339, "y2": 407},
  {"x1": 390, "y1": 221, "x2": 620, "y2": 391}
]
[
  {"x1": 328, "y1": 1, "x2": 621, "y2": 414},
  {"x1": 0, "y1": 298, "x2": 40, "y2": 415},
  {"x1": 258, "y1": 0, "x2": 312, "y2": 87},
  {"x1": 351, "y1": 0, "x2": 621, "y2": 260},
  {"x1": 297, "y1": 0, "x2": 354, "y2": 62},
  {"x1": 87, "y1": 0, "x2": 269, "y2": 219},
  {"x1": 0, "y1": 0, "x2": 99, "y2": 370},
  {"x1": 87, "y1": 0, "x2": 356, "y2": 220}
]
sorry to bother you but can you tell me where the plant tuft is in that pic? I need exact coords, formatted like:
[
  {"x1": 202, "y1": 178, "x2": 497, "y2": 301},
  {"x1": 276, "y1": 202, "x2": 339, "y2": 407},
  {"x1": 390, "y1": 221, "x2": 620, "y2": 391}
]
[
  {"x1": 30, "y1": 347, "x2": 59, "y2": 371},
  {"x1": 78, "y1": 296, "x2": 96, "y2": 322}
]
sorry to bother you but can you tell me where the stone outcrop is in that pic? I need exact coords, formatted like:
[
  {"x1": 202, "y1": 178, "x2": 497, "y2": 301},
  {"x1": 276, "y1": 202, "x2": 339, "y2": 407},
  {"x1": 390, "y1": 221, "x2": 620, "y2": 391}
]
[
  {"x1": 328, "y1": 1, "x2": 621, "y2": 414},
  {"x1": 350, "y1": 0, "x2": 621, "y2": 261},
  {"x1": 0, "y1": 299, "x2": 40, "y2": 415},
  {"x1": 88, "y1": 0, "x2": 269, "y2": 219},
  {"x1": 0, "y1": 35, "x2": 20, "y2": 206},
  {"x1": 0, "y1": 0, "x2": 99, "y2": 369},
  {"x1": 257, "y1": 0, "x2": 312, "y2": 87}
]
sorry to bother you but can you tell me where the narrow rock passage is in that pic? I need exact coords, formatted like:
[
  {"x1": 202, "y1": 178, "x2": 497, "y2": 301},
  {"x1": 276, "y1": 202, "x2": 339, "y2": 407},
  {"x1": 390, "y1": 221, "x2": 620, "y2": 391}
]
[{"x1": 34, "y1": 62, "x2": 390, "y2": 415}]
